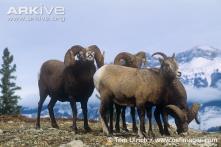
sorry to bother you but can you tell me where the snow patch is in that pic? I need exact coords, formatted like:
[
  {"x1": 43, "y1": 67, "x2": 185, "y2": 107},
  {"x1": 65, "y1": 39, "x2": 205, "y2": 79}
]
[{"x1": 180, "y1": 57, "x2": 221, "y2": 86}]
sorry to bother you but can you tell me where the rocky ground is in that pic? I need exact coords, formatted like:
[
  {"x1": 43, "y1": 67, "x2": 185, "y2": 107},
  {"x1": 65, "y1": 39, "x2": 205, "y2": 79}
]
[{"x1": 0, "y1": 115, "x2": 220, "y2": 147}]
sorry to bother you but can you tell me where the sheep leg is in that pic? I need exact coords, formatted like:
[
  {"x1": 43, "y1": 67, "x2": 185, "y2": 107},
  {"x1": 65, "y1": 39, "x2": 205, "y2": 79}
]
[
  {"x1": 131, "y1": 106, "x2": 138, "y2": 133},
  {"x1": 121, "y1": 106, "x2": 129, "y2": 132},
  {"x1": 162, "y1": 110, "x2": 170, "y2": 136},
  {"x1": 81, "y1": 100, "x2": 91, "y2": 132},
  {"x1": 154, "y1": 107, "x2": 164, "y2": 135},
  {"x1": 36, "y1": 90, "x2": 47, "y2": 129},
  {"x1": 146, "y1": 106, "x2": 155, "y2": 137},
  {"x1": 115, "y1": 103, "x2": 121, "y2": 133},
  {"x1": 109, "y1": 102, "x2": 113, "y2": 134},
  {"x1": 69, "y1": 97, "x2": 78, "y2": 132},
  {"x1": 137, "y1": 108, "x2": 146, "y2": 133},
  {"x1": 100, "y1": 101, "x2": 110, "y2": 136},
  {"x1": 137, "y1": 106, "x2": 146, "y2": 138},
  {"x1": 48, "y1": 98, "x2": 59, "y2": 128}
]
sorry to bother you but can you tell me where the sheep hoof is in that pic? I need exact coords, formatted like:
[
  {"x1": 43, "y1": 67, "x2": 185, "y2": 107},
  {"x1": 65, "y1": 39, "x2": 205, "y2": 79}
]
[
  {"x1": 35, "y1": 124, "x2": 40, "y2": 129},
  {"x1": 122, "y1": 127, "x2": 129, "y2": 132},
  {"x1": 84, "y1": 126, "x2": 92, "y2": 132},
  {"x1": 164, "y1": 131, "x2": 170, "y2": 136},
  {"x1": 70, "y1": 126, "x2": 78, "y2": 133},
  {"x1": 115, "y1": 127, "x2": 120, "y2": 133},
  {"x1": 103, "y1": 132, "x2": 110, "y2": 136},
  {"x1": 103, "y1": 129, "x2": 111, "y2": 136},
  {"x1": 138, "y1": 130, "x2": 146, "y2": 138},
  {"x1": 133, "y1": 126, "x2": 138, "y2": 133},
  {"x1": 115, "y1": 129, "x2": 120, "y2": 133},
  {"x1": 52, "y1": 123, "x2": 59, "y2": 129},
  {"x1": 159, "y1": 130, "x2": 164, "y2": 136},
  {"x1": 148, "y1": 131, "x2": 155, "y2": 138},
  {"x1": 107, "y1": 131, "x2": 113, "y2": 137}
]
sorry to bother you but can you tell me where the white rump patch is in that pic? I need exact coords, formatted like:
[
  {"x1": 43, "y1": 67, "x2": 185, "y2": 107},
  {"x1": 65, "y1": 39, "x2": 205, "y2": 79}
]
[{"x1": 93, "y1": 65, "x2": 107, "y2": 90}]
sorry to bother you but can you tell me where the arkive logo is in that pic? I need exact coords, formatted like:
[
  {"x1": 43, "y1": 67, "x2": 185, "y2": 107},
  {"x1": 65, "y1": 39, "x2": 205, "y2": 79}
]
[{"x1": 7, "y1": 5, "x2": 65, "y2": 15}]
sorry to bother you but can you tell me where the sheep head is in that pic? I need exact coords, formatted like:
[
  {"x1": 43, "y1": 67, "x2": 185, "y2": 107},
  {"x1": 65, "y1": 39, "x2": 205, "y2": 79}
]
[
  {"x1": 64, "y1": 45, "x2": 86, "y2": 66},
  {"x1": 86, "y1": 45, "x2": 104, "y2": 68},
  {"x1": 152, "y1": 52, "x2": 181, "y2": 81},
  {"x1": 114, "y1": 51, "x2": 147, "y2": 68},
  {"x1": 164, "y1": 103, "x2": 200, "y2": 134}
]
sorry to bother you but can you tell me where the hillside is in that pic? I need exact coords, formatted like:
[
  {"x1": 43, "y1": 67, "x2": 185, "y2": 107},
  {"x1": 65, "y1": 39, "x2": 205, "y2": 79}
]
[{"x1": 0, "y1": 116, "x2": 220, "y2": 146}]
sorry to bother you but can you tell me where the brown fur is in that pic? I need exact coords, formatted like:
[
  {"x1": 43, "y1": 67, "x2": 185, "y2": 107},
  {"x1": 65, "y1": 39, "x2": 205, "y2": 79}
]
[
  {"x1": 94, "y1": 52, "x2": 179, "y2": 137},
  {"x1": 36, "y1": 45, "x2": 104, "y2": 132},
  {"x1": 152, "y1": 71, "x2": 200, "y2": 135}
]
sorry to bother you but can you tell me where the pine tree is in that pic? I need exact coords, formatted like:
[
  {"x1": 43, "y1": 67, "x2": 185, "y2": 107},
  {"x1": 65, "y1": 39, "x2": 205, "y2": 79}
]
[{"x1": 0, "y1": 48, "x2": 21, "y2": 115}]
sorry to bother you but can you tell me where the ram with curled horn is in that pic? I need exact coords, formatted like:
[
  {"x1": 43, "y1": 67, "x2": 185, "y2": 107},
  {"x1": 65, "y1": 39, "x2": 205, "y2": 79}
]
[
  {"x1": 162, "y1": 103, "x2": 200, "y2": 135},
  {"x1": 36, "y1": 44, "x2": 104, "y2": 133},
  {"x1": 151, "y1": 52, "x2": 200, "y2": 135},
  {"x1": 114, "y1": 51, "x2": 147, "y2": 68}
]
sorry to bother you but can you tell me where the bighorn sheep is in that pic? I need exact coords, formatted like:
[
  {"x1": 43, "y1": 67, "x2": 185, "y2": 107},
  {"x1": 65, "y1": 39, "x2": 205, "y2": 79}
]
[
  {"x1": 151, "y1": 67, "x2": 200, "y2": 135},
  {"x1": 94, "y1": 52, "x2": 184, "y2": 137},
  {"x1": 113, "y1": 51, "x2": 146, "y2": 133},
  {"x1": 143, "y1": 54, "x2": 200, "y2": 137},
  {"x1": 36, "y1": 45, "x2": 104, "y2": 132},
  {"x1": 144, "y1": 53, "x2": 200, "y2": 135}
]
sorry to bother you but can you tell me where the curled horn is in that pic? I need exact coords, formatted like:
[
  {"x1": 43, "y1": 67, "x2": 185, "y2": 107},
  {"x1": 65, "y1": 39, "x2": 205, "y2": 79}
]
[
  {"x1": 187, "y1": 103, "x2": 201, "y2": 124},
  {"x1": 64, "y1": 45, "x2": 85, "y2": 66},
  {"x1": 135, "y1": 51, "x2": 146, "y2": 59},
  {"x1": 135, "y1": 51, "x2": 147, "y2": 66},
  {"x1": 152, "y1": 52, "x2": 167, "y2": 59},
  {"x1": 114, "y1": 52, "x2": 134, "y2": 67},
  {"x1": 87, "y1": 45, "x2": 104, "y2": 68},
  {"x1": 164, "y1": 105, "x2": 186, "y2": 123}
]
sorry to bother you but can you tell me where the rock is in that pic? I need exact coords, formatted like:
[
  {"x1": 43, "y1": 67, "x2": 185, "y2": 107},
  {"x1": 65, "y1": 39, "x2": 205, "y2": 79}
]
[
  {"x1": 20, "y1": 124, "x2": 24, "y2": 128},
  {"x1": 60, "y1": 140, "x2": 86, "y2": 147},
  {"x1": 48, "y1": 127, "x2": 58, "y2": 131},
  {"x1": 0, "y1": 129, "x2": 3, "y2": 134}
]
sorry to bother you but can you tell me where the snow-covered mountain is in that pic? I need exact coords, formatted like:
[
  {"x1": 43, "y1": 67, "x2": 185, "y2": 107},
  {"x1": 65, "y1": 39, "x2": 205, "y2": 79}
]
[
  {"x1": 21, "y1": 45, "x2": 221, "y2": 132},
  {"x1": 147, "y1": 45, "x2": 221, "y2": 88},
  {"x1": 178, "y1": 46, "x2": 221, "y2": 88}
]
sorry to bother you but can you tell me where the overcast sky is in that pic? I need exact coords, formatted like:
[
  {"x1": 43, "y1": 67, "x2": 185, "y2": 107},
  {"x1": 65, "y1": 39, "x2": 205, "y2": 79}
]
[{"x1": 0, "y1": 0, "x2": 221, "y2": 107}]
